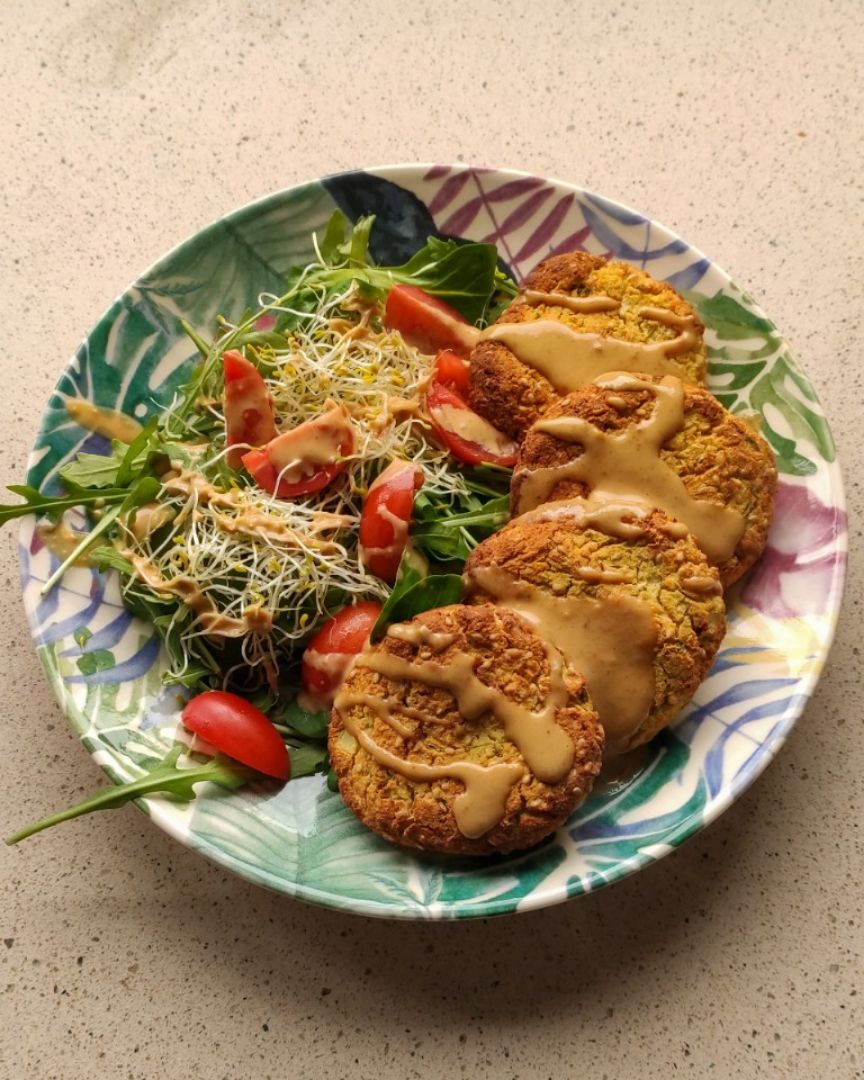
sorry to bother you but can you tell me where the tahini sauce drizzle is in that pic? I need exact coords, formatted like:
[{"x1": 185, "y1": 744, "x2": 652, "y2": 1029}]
[
  {"x1": 35, "y1": 519, "x2": 94, "y2": 564},
  {"x1": 333, "y1": 622, "x2": 576, "y2": 838},
  {"x1": 268, "y1": 422, "x2": 348, "y2": 483},
  {"x1": 65, "y1": 400, "x2": 143, "y2": 443},
  {"x1": 483, "y1": 305, "x2": 700, "y2": 391},
  {"x1": 465, "y1": 563, "x2": 656, "y2": 756},
  {"x1": 125, "y1": 553, "x2": 273, "y2": 638},
  {"x1": 516, "y1": 373, "x2": 745, "y2": 564},
  {"x1": 430, "y1": 403, "x2": 515, "y2": 455},
  {"x1": 522, "y1": 290, "x2": 621, "y2": 315}
]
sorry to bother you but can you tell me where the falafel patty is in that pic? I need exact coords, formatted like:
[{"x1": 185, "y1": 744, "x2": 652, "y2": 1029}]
[
  {"x1": 329, "y1": 603, "x2": 604, "y2": 856},
  {"x1": 464, "y1": 501, "x2": 726, "y2": 756},
  {"x1": 468, "y1": 251, "x2": 707, "y2": 440},
  {"x1": 511, "y1": 372, "x2": 778, "y2": 586}
]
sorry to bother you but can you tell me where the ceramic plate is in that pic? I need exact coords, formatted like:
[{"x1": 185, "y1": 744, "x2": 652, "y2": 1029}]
[{"x1": 19, "y1": 165, "x2": 847, "y2": 919}]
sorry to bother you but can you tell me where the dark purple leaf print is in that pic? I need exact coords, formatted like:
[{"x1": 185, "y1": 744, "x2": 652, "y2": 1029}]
[
  {"x1": 427, "y1": 171, "x2": 473, "y2": 216},
  {"x1": 513, "y1": 194, "x2": 576, "y2": 262},
  {"x1": 482, "y1": 188, "x2": 555, "y2": 243}
]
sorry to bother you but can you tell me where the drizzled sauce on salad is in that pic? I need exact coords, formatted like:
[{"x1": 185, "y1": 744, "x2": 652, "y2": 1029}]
[
  {"x1": 125, "y1": 551, "x2": 273, "y2": 638},
  {"x1": 65, "y1": 400, "x2": 143, "y2": 443},
  {"x1": 35, "y1": 519, "x2": 94, "y2": 564}
]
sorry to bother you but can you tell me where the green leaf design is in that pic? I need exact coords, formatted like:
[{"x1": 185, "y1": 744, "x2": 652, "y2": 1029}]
[
  {"x1": 76, "y1": 649, "x2": 116, "y2": 676},
  {"x1": 689, "y1": 287, "x2": 836, "y2": 475}
]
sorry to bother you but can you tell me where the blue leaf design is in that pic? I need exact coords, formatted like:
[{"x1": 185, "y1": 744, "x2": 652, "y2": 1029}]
[
  {"x1": 581, "y1": 204, "x2": 690, "y2": 262},
  {"x1": 59, "y1": 609, "x2": 135, "y2": 656},
  {"x1": 584, "y1": 190, "x2": 647, "y2": 225},
  {"x1": 664, "y1": 258, "x2": 711, "y2": 291}
]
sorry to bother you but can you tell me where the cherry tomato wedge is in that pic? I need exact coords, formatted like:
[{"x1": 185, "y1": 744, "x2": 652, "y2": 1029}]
[
  {"x1": 222, "y1": 351, "x2": 277, "y2": 469},
  {"x1": 432, "y1": 350, "x2": 471, "y2": 397},
  {"x1": 301, "y1": 601, "x2": 382, "y2": 707},
  {"x1": 359, "y1": 461, "x2": 424, "y2": 582},
  {"x1": 384, "y1": 285, "x2": 481, "y2": 357},
  {"x1": 425, "y1": 381, "x2": 518, "y2": 468},
  {"x1": 181, "y1": 690, "x2": 290, "y2": 781},
  {"x1": 242, "y1": 406, "x2": 355, "y2": 498}
]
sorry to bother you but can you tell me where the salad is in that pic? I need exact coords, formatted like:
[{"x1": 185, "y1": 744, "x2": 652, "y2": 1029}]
[{"x1": 3, "y1": 212, "x2": 521, "y2": 842}]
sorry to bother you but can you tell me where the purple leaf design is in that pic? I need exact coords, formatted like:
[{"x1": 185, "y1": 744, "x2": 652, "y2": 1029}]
[
  {"x1": 427, "y1": 171, "x2": 473, "y2": 216},
  {"x1": 485, "y1": 177, "x2": 547, "y2": 203},
  {"x1": 548, "y1": 224, "x2": 592, "y2": 257},
  {"x1": 513, "y1": 193, "x2": 576, "y2": 263},
  {"x1": 742, "y1": 483, "x2": 846, "y2": 618},
  {"x1": 440, "y1": 195, "x2": 486, "y2": 236},
  {"x1": 423, "y1": 165, "x2": 452, "y2": 181},
  {"x1": 482, "y1": 187, "x2": 554, "y2": 243}
]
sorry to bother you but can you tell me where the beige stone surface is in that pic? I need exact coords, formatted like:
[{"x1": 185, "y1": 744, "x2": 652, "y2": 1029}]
[{"x1": 0, "y1": 1, "x2": 861, "y2": 1077}]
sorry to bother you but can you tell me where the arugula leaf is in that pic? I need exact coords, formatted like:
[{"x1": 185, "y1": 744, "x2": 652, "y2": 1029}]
[
  {"x1": 0, "y1": 485, "x2": 131, "y2": 526},
  {"x1": 115, "y1": 417, "x2": 161, "y2": 488},
  {"x1": 374, "y1": 550, "x2": 463, "y2": 637},
  {"x1": 318, "y1": 209, "x2": 348, "y2": 263},
  {"x1": 180, "y1": 318, "x2": 213, "y2": 359},
  {"x1": 373, "y1": 550, "x2": 425, "y2": 636},
  {"x1": 88, "y1": 546, "x2": 135, "y2": 575},
  {"x1": 60, "y1": 451, "x2": 130, "y2": 491},
  {"x1": 411, "y1": 494, "x2": 510, "y2": 562},
  {"x1": 347, "y1": 214, "x2": 374, "y2": 267},
  {"x1": 278, "y1": 698, "x2": 329, "y2": 740},
  {"x1": 5, "y1": 747, "x2": 253, "y2": 845},
  {"x1": 288, "y1": 743, "x2": 329, "y2": 779}
]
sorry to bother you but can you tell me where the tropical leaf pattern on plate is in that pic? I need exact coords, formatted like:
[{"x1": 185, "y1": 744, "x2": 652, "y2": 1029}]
[{"x1": 18, "y1": 166, "x2": 846, "y2": 919}]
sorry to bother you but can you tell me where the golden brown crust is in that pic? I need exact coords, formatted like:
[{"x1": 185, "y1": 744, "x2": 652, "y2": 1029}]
[
  {"x1": 468, "y1": 251, "x2": 707, "y2": 440},
  {"x1": 464, "y1": 512, "x2": 726, "y2": 752},
  {"x1": 328, "y1": 604, "x2": 604, "y2": 856},
  {"x1": 510, "y1": 378, "x2": 778, "y2": 586}
]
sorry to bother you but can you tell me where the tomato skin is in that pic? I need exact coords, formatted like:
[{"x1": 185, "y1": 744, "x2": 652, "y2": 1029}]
[
  {"x1": 432, "y1": 350, "x2": 471, "y2": 397},
  {"x1": 384, "y1": 285, "x2": 480, "y2": 356},
  {"x1": 181, "y1": 690, "x2": 290, "y2": 781},
  {"x1": 359, "y1": 461, "x2": 424, "y2": 582},
  {"x1": 425, "y1": 382, "x2": 518, "y2": 468},
  {"x1": 223, "y1": 351, "x2": 277, "y2": 469},
  {"x1": 242, "y1": 407, "x2": 354, "y2": 498},
  {"x1": 301, "y1": 601, "x2": 382, "y2": 705}
]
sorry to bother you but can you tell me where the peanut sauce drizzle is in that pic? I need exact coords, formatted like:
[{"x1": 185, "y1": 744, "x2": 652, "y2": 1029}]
[
  {"x1": 520, "y1": 493, "x2": 655, "y2": 540},
  {"x1": 65, "y1": 400, "x2": 143, "y2": 444},
  {"x1": 681, "y1": 575, "x2": 723, "y2": 597},
  {"x1": 465, "y1": 564, "x2": 657, "y2": 757},
  {"x1": 358, "y1": 463, "x2": 419, "y2": 570},
  {"x1": 125, "y1": 552, "x2": 273, "y2": 639},
  {"x1": 483, "y1": 303, "x2": 701, "y2": 391},
  {"x1": 35, "y1": 519, "x2": 95, "y2": 564},
  {"x1": 432, "y1": 403, "x2": 514, "y2": 453},
  {"x1": 333, "y1": 621, "x2": 576, "y2": 838},
  {"x1": 516, "y1": 373, "x2": 745, "y2": 564},
  {"x1": 522, "y1": 290, "x2": 621, "y2": 315}
]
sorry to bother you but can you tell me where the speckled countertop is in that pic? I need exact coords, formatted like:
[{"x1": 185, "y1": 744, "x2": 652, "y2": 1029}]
[{"x1": 1, "y1": 2, "x2": 861, "y2": 1077}]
